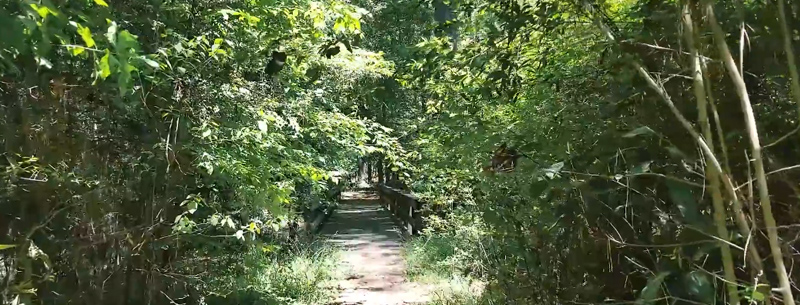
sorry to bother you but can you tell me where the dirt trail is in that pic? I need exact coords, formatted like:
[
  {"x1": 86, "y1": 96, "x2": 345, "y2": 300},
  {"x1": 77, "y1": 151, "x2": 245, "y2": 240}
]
[{"x1": 321, "y1": 190, "x2": 430, "y2": 305}]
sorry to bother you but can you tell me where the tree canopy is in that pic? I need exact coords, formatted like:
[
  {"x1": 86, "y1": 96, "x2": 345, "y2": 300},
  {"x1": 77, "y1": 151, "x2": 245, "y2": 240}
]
[{"x1": 3, "y1": 0, "x2": 800, "y2": 304}]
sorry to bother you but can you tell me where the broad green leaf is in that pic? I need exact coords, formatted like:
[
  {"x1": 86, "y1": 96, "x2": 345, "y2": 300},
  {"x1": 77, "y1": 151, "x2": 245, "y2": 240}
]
[
  {"x1": 751, "y1": 290, "x2": 765, "y2": 302},
  {"x1": 186, "y1": 200, "x2": 197, "y2": 214},
  {"x1": 71, "y1": 46, "x2": 85, "y2": 56},
  {"x1": 77, "y1": 24, "x2": 96, "y2": 48},
  {"x1": 667, "y1": 180, "x2": 703, "y2": 226},
  {"x1": 248, "y1": 222, "x2": 260, "y2": 234},
  {"x1": 544, "y1": 162, "x2": 564, "y2": 178},
  {"x1": 99, "y1": 50, "x2": 113, "y2": 79},
  {"x1": 0, "y1": 244, "x2": 17, "y2": 250},
  {"x1": 333, "y1": 19, "x2": 344, "y2": 32},
  {"x1": 94, "y1": 0, "x2": 109, "y2": 7},
  {"x1": 116, "y1": 30, "x2": 139, "y2": 52},
  {"x1": 30, "y1": 4, "x2": 56, "y2": 19},
  {"x1": 637, "y1": 271, "x2": 670, "y2": 305},
  {"x1": 140, "y1": 57, "x2": 159, "y2": 69}
]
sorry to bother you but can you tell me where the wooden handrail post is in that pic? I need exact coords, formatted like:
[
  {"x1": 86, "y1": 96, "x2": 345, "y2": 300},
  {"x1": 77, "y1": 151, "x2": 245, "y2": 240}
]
[{"x1": 376, "y1": 183, "x2": 426, "y2": 236}]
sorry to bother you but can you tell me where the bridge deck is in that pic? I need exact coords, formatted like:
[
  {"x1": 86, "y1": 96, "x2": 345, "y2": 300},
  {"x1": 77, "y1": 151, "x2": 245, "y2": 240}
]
[{"x1": 321, "y1": 189, "x2": 430, "y2": 305}]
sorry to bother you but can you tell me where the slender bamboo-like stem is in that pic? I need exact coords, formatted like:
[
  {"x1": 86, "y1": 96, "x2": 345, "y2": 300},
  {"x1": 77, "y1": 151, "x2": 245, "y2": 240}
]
[
  {"x1": 681, "y1": 5, "x2": 739, "y2": 303},
  {"x1": 701, "y1": 30, "x2": 770, "y2": 298},
  {"x1": 777, "y1": 0, "x2": 800, "y2": 112},
  {"x1": 703, "y1": 1, "x2": 796, "y2": 304},
  {"x1": 701, "y1": 61, "x2": 731, "y2": 174},
  {"x1": 584, "y1": 1, "x2": 743, "y2": 256}
]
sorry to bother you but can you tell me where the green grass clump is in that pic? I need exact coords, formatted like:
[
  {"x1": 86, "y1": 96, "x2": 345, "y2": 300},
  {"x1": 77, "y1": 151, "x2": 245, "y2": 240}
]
[
  {"x1": 207, "y1": 240, "x2": 344, "y2": 305},
  {"x1": 404, "y1": 233, "x2": 488, "y2": 305}
]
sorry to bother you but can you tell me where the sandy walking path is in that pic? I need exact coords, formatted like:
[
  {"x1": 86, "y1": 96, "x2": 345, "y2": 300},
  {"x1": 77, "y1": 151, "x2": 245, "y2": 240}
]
[{"x1": 321, "y1": 190, "x2": 430, "y2": 305}]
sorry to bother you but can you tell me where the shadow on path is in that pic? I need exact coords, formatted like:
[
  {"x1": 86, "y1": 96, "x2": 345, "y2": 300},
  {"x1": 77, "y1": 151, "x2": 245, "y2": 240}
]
[{"x1": 322, "y1": 189, "x2": 429, "y2": 305}]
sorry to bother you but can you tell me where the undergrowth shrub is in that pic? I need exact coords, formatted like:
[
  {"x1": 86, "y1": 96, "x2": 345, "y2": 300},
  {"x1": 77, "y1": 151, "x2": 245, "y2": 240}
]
[
  {"x1": 405, "y1": 212, "x2": 500, "y2": 305},
  {"x1": 205, "y1": 240, "x2": 344, "y2": 305}
]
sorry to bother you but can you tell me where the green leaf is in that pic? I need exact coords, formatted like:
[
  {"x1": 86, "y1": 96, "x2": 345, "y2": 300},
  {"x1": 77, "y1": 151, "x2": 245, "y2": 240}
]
[
  {"x1": 623, "y1": 126, "x2": 656, "y2": 138},
  {"x1": 116, "y1": 30, "x2": 140, "y2": 52},
  {"x1": 106, "y1": 22, "x2": 118, "y2": 46},
  {"x1": 99, "y1": 50, "x2": 113, "y2": 79},
  {"x1": 544, "y1": 162, "x2": 564, "y2": 178},
  {"x1": 0, "y1": 244, "x2": 17, "y2": 250},
  {"x1": 186, "y1": 200, "x2": 197, "y2": 214},
  {"x1": 224, "y1": 217, "x2": 236, "y2": 229},
  {"x1": 36, "y1": 57, "x2": 53, "y2": 69},
  {"x1": 751, "y1": 290, "x2": 765, "y2": 302},
  {"x1": 632, "y1": 161, "x2": 652, "y2": 174},
  {"x1": 30, "y1": 4, "x2": 56, "y2": 19},
  {"x1": 77, "y1": 24, "x2": 96, "y2": 48},
  {"x1": 528, "y1": 180, "x2": 549, "y2": 197},
  {"x1": 333, "y1": 19, "x2": 344, "y2": 32},
  {"x1": 140, "y1": 57, "x2": 159, "y2": 69},
  {"x1": 637, "y1": 271, "x2": 670, "y2": 305},
  {"x1": 684, "y1": 271, "x2": 714, "y2": 304},
  {"x1": 257, "y1": 120, "x2": 268, "y2": 132},
  {"x1": 93, "y1": 0, "x2": 109, "y2": 7},
  {"x1": 71, "y1": 46, "x2": 85, "y2": 56},
  {"x1": 667, "y1": 180, "x2": 703, "y2": 226}
]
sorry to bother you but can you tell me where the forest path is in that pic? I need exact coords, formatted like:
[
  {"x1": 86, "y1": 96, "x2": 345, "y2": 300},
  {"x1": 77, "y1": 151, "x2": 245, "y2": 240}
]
[{"x1": 322, "y1": 189, "x2": 431, "y2": 305}]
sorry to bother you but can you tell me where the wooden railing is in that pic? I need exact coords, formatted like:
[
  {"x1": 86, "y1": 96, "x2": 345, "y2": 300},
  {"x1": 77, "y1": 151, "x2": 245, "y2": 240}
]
[{"x1": 375, "y1": 184, "x2": 424, "y2": 236}]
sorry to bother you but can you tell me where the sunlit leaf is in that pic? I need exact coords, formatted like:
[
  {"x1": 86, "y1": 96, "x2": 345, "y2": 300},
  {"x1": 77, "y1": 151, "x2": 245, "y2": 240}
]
[
  {"x1": 99, "y1": 50, "x2": 113, "y2": 79},
  {"x1": 30, "y1": 4, "x2": 56, "y2": 19},
  {"x1": 0, "y1": 244, "x2": 17, "y2": 250},
  {"x1": 225, "y1": 217, "x2": 235, "y2": 229},
  {"x1": 93, "y1": 0, "x2": 109, "y2": 7},
  {"x1": 106, "y1": 21, "x2": 118, "y2": 46},
  {"x1": 77, "y1": 24, "x2": 96, "y2": 48},
  {"x1": 751, "y1": 290, "x2": 765, "y2": 302},
  {"x1": 140, "y1": 57, "x2": 159, "y2": 69},
  {"x1": 36, "y1": 57, "x2": 53, "y2": 69},
  {"x1": 255, "y1": 121, "x2": 268, "y2": 133},
  {"x1": 186, "y1": 200, "x2": 197, "y2": 214}
]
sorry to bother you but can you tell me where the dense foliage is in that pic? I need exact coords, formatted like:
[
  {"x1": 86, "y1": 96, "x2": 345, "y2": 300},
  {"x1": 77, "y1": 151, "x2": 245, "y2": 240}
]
[
  {"x1": 0, "y1": 0, "x2": 401, "y2": 304},
  {"x1": 4, "y1": 0, "x2": 800, "y2": 304},
  {"x1": 357, "y1": 0, "x2": 800, "y2": 304}
]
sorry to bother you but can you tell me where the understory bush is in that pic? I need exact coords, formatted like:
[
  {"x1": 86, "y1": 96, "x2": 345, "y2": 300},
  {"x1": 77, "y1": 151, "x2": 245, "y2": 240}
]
[
  {"x1": 205, "y1": 240, "x2": 344, "y2": 305},
  {"x1": 404, "y1": 213, "x2": 496, "y2": 305}
]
